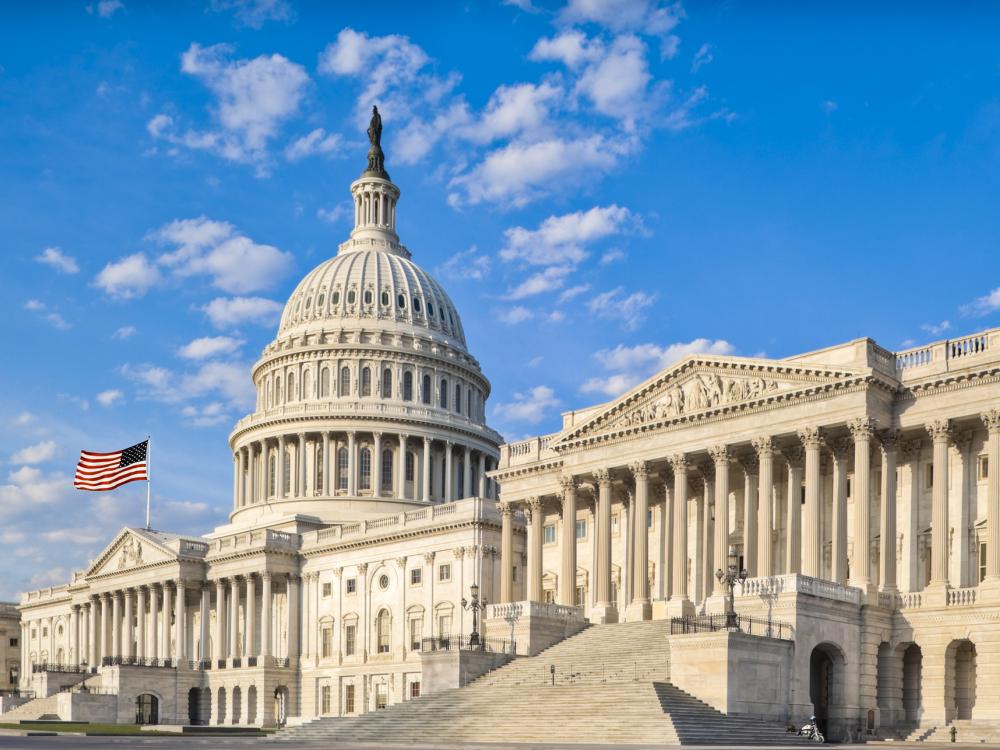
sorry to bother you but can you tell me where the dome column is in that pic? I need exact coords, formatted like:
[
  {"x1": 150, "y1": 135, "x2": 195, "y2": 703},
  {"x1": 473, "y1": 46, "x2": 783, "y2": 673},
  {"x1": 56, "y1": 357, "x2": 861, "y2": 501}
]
[
  {"x1": 444, "y1": 442, "x2": 454, "y2": 502},
  {"x1": 322, "y1": 432, "x2": 331, "y2": 496},
  {"x1": 373, "y1": 432, "x2": 383, "y2": 496},
  {"x1": 297, "y1": 433, "x2": 307, "y2": 498},
  {"x1": 463, "y1": 446, "x2": 472, "y2": 499},
  {"x1": 347, "y1": 432, "x2": 357, "y2": 496},
  {"x1": 478, "y1": 452, "x2": 486, "y2": 498},
  {"x1": 277, "y1": 436, "x2": 286, "y2": 499},
  {"x1": 398, "y1": 434, "x2": 408, "y2": 500}
]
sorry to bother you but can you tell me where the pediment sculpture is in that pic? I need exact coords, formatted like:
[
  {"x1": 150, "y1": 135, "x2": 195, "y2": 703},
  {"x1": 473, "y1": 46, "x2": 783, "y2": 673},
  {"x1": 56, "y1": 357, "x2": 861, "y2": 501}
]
[{"x1": 117, "y1": 536, "x2": 143, "y2": 570}]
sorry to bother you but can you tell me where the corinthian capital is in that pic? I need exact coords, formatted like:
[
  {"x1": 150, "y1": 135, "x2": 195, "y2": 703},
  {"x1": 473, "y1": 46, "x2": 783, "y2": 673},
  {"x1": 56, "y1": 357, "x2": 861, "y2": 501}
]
[
  {"x1": 708, "y1": 445, "x2": 730, "y2": 465},
  {"x1": 782, "y1": 445, "x2": 805, "y2": 469},
  {"x1": 630, "y1": 461, "x2": 650, "y2": 480},
  {"x1": 593, "y1": 468, "x2": 611, "y2": 485},
  {"x1": 527, "y1": 496, "x2": 543, "y2": 513},
  {"x1": 848, "y1": 417, "x2": 877, "y2": 440},
  {"x1": 668, "y1": 454, "x2": 689, "y2": 473},
  {"x1": 983, "y1": 409, "x2": 1000, "y2": 434},
  {"x1": 558, "y1": 475, "x2": 577, "y2": 492},
  {"x1": 498, "y1": 500, "x2": 514, "y2": 518},
  {"x1": 797, "y1": 426, "x2": 823, "y2": 449},
  {"x1": 925, "y1": 418, "x2": 952, "y2": 442},
  {"x1": 751, "y1": 436, "x2": 775, "y2": 458},
  {"x1": 878, "y1": 428, "x2": 902, "y2": 453}
]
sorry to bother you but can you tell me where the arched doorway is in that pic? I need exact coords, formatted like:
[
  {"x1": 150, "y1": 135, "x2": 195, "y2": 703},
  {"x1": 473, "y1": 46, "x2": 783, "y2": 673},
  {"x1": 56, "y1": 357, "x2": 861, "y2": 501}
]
[
  {"x1": 946, "y1": 639, "x2": 976, "y2": 721},
  {"x1": 187, "y1": 687, "x2": 201, "y2": 725},
  {"x1": 217, "y1": 687, "x2": 227, "y2": 726},
  {"x1": 135, "y1": 693, "x2": 159, "y2": 725},
  {"x1": 876, "y1": 642, "x2": 893, "y2": 727},
  {"x1": 201, "y1": 688, "x2": 212, "y2": 726},
  {"x1": 810, "y1": 643, "x2": 845, "y2": 737},
  {"x1": 232, "y1": 686, "x2": 242, "y2": 725},
  {"x1": 247, "y1": 685, "x2": 258, "y2": 726},
  {"x1": 902, "y1": 644, "x2": 922, "y2": 725},
  {"x1": 274, "y1": 686, "x2": 289, "y2": 727}
]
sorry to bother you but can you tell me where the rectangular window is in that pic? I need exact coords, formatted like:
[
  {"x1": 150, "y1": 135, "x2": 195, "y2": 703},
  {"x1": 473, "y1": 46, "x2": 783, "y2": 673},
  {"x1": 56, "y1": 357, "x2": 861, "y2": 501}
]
[
  {"x1": 346, "y1": 578, "x2": 357, "y2": 595},
  {"x1": 846, "y1": 476, "x2": 852, "y2": 498},
  {"x1": 576, "y1": 518, "x2": 587, "y2": 540},
  {"x1": 980, "y1": 542, "x2": 988, "y2": 583},
  {"x1": 321, "y1": 627, "x2": 333, "y2": 658},
  {"x1": 321, "y1": 685, "x2": 331, "y2": 714},
  {"x1": 345, "y1": 624, "x2": 357, "y2": 656},
  {"x1": 410, "y1": 618, "x2": 423, "y2": 651},
  {"x1": 322, "y1": 582, "x2": 332, "y2": 597},
  {"x1": 925, "y1": 464, "x2": 934, "y2": 489},
  {"x1": 345, "y1": 684, "x2": 356, "y2": 714},
  {"x1": 410, "y1": 568, "x2": 422, "y2": 586},
  {"x1": 438, "y1": 614, "x2": 452, "y2": 641},
  {"x1": 575, "y1": 585, "x2": 586, "y2": 606},
  {"x1": 647, "y1": 509, "x2": 653, "y2": 528},
  {"x1": 543, "y1": 524, "x2": 556, "y2": 545},
  {"x1": 9, "y1": 637, "x2": 18, "y2": 648},
  {"x1": 512, "y1": 565, "x2": 517, "y2": 583},
  {"x1": 410, "y1": 681, "x2": 421, "y2": 699},
  {"x1": 439, "y1": 563, "x2": 451, "y2": 582},
  {"x1": 979, "y1": 455, "x2": 989, "y2": 482},
  {"x1": 42, "y1": 628, "x2": 48, "y2": 638},
  {"x1": 543, "y1": 589, "x2": 555, "y2": 604},
  {"x1": 376, "y1": 683, "x2": 388, "y2": 709},
  {"x1": 611, "y1": 513, "x2": 620, "y2": 536}
]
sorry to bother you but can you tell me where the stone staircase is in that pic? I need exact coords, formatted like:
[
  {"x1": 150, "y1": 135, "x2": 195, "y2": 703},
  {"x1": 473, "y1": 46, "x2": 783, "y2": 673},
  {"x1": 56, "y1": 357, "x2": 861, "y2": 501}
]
[
  {"x1": 911, "y1": 720, "x2": 1000, "y2": 744},
  {"x1": 274, "y1": 620, "x2": 806, "y2": 746},
  {"x1": 0, "y1": 693, "x2": 61, "y2": 722}
]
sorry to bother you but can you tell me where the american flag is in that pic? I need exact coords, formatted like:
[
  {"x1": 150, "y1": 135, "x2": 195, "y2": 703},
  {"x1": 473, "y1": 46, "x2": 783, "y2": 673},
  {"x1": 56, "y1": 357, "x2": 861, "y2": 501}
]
[{"x1": 74, "y1": 440, "x2": 149, "y2": 492}]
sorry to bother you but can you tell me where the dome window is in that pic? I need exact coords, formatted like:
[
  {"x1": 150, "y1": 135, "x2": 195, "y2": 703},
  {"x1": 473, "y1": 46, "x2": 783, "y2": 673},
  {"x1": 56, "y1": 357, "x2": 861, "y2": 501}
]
[
  {"x1": 397, "y1": 293, "x2": 406, "y2": 309},
  {"x1": 403, "y1": 371, "x2": 413, "y2": 401},
  {"x1": 381, "y1": 291, "x2": 390, "y2": 307},
  {"x1": 317, "y1": 293, "x2": 325, "y2": 308},
  {"x1": 364, "y1": 290, "x2": 373, "y2": 305},
  {"x1": 347, "y1": 290, "x2": 356, "y2": 305},
  {"x1": 413, "y1": 296, "x2": 422, "y2": 313},
  {"x1": 379, "y1": 574, "x2": 389, "y2": 590},
  {"x1": 332, "y1": 291, "x2": 341, "y2": 306},
  {"x1": 305, "y1": 296, "x2": 312, "y2": 309},
  {"x1": 427, "y1": 302, "x2": 435, "y2": 317}
]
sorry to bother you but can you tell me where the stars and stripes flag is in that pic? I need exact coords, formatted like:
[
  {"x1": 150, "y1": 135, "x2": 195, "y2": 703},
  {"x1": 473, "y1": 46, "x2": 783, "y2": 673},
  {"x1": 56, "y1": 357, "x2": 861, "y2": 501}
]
[{"x1": 74, "y1": 440, "x2": 149, "y2": 492}]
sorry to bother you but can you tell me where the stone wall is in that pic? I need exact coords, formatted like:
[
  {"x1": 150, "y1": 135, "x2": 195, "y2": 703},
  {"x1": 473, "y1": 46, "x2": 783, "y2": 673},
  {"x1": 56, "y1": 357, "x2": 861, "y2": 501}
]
[
  {"x1": 420, "y1": 648, "x2": 513, "y2": 694},
  {"x1": 57, "y1": 692, "x2": 117, "y2": 723}
]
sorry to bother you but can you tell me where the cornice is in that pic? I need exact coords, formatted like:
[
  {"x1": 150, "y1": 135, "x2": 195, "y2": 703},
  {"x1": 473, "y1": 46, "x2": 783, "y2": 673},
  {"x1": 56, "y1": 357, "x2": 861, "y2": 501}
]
[{"x1": 894, "y1": 365, "x2": 1000, "y2": 403}]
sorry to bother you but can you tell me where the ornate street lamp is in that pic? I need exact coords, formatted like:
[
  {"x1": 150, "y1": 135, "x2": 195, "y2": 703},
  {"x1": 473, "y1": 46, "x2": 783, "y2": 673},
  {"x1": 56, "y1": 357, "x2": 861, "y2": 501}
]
[
  {"x1": 715, "y1": 545, "x2": 748, "y2": 630},
  {"x1": 461, "y1": 582, "x2": 486, "y2": 647}
]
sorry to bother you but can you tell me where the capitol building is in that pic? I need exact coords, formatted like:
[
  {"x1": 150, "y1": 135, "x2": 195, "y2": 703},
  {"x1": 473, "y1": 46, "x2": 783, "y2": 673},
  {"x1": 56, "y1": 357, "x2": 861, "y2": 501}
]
[{"x1": 6, "y1": 125, "x2": 1000, "y2": 744}]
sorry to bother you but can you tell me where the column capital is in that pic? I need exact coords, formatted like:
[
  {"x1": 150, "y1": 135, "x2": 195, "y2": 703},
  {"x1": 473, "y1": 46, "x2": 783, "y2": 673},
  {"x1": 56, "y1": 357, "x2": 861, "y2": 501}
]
[
  {"x1": 261, "y1": 571, "x2": 273, "y2": 582},
  {"x1": 668, "y1": 454, "x2": 689, "y2": 473},
  {"x1": 926, "y1": 418, "x2": 952, "y2": 442},
  {"x1": 782, "y1": 445, "x2": 805, "y2": 469},
  {"x1": 288, "y1": 573, "x2": 301, "y2": 584},
  {"x1": 982, "y1": 408, "x2": 1000, "y2": 434},
  {"x1": 751, "y1": 436, "x2": 775, "y2": 457},
  {"x1": 527, "y1": 496, "x2": 543, "y2": 513},
  {"x1": 830, "y1": 436, "x2": 853, "y2": 460},
  {"x1": 453, "y1": 546, "x2": 466, "y2": 559},
  {"x1": 357, "y1": 563, "x2": 368, "y2": 576},
  {"x1": 630, "y1": 461, "x2": 650, "y2": 480},
  {"x1": 689, "y1": 475, "x2": 705, "y2": 494},
  {"x1": 698, "y1": 461, "x2": 715, "y2": 482},
  {"x1": 878, "y1": 428, "x2": 902, "y2": 452},
  {"x1": 423, "y1": 551, "x2": 436, "y2": 565},
  {"x1": 559, "y1": 474, "x2": 577, "y2": 492},
  {"x1": 900, "y1": 438, "x2": 922, "y2": 461},
  {"x1": 498, "y1": 500, "x2": 514, "y2": 517},
  {"x1": 797, "y1": 425, "x2": 824, "y2": 449},
  {"x1": 848, "y1": 416, "x2": 878, "y2": 440},
  {"x1": 395, "y1": 556, "x2": 407, "y2": 569},
  {"x1": 708, "y1": 445, "x2": 730, "y2": 465},
  {"x1": 738, "y1": 453, "x2": 759, "y2": 475},
  {"x1": 953, "y1": 429, "x2": 974, "y2": 453},
  {"x1": 593, "y1": 468, "x2": 612, "y2": 485}
]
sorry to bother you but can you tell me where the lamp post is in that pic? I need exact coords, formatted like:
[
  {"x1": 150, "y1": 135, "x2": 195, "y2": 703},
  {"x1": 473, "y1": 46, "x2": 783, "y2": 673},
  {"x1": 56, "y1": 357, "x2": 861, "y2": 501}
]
[
  {"x1": 461, "y1": 582, "x2": 486, "y2": 647},
  {"x1": 715, "y1": 546, "x2": 748, "y2": 630}
]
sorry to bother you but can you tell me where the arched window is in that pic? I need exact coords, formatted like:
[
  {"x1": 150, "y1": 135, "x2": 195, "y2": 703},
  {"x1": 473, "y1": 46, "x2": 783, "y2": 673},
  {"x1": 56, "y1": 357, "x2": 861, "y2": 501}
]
[
  {"x1": 455, "y1": 383, "x2": 462, "y2": 414},
  {"x1": 361, "y1": 367, "x2": 372, "y2": 397},
  {"x1": 380, "y1": 291, "x2": 389, "y2": 307},
  {"x1": 440, "y1": 379, "x2": 448, "y2": 409},
  {"x1": 274, "y1": 377, "x2": 282, "y2": 405},
  {"x1": 316, "y1": 444, "x2": 324, "y2": 492},
  {"x1": 287, "y1": 372, "x2": 296, "y2": 401},
  {"x1": 421, "y1": 375, "x2": 431, "y2": 405},
  {"x1": 403, "y1": 371, "x2": 413, "y2": 401},
  {"x1": 283, "y1": 450, "x2": 291, "y2": 495},
  {"x1": 382, "y1": 368, "x2": 392, "y2": 399},
  {"x1": 376, "y1": 610, "x2": 391, "y2": 654},
  {"x1": 337, "y1": 447, "x2": 349, "y2": 490},
  {"x1": 405, "y1": 451, "x2": 415, "y2": 482},
  {"x1": 381, "y1": 448, "x2": 393, "y2": 491},
  {"x1": 340, "y1": 366, "x2": 351, "y2": 397},
  {"x1": 303, "y1": 369, "x2": 312, "y2": 400},
  {"x1": 359, "y1": 448, "x2": 371, "y2": 490},
  {"x1": 320, "y1": 367, "x2": 330, "y2": 398},
  {"x1": 269, "y1": 454, "x2": 276, "y2": 497},
  {"x1": 467, "y1": 390, "x2": 472, "y2": 418},
  {"x1": 363, "y1": 289, "x2": 373, "y2": 305}
]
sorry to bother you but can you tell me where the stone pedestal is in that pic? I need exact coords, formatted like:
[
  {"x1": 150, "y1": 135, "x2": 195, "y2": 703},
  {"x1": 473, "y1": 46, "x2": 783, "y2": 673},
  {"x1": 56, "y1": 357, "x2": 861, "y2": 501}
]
[
  {"x1": 664, "y1": 597, "x2": 695, "y2": 619},
  {"x1": 420, "y1": 648, "x2": 513, "y2": 695},
  {"x1": 484, "y1": 601, "x2": 586, "y2": 656},
  {"x1": 624, "y1": 599, "x2": 652, "y2": 622}
]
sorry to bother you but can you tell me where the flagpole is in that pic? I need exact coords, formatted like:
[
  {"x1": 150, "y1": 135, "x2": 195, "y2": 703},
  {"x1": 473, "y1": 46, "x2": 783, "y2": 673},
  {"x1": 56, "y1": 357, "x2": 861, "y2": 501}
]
[{"x1": 145, "y1": 435, "x2": 152, "y2": 530}]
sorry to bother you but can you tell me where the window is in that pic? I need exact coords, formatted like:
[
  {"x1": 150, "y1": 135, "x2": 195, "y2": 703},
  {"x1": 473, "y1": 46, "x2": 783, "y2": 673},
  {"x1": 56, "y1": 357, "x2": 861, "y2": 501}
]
[
  {"x1": 648, "y1": 509, "x2": 654, "y2": 528},
  {"x1": 421, "y1": 375, "x2": 432, "y2": 404},
  {"x1": 346, "y1": 578, "x2": 357, "y2": 595},
  {"x1": 410, "y1": 618, "x2": 423, "y2": 650},
  {"x1": 381, "y1": 449, "x2": 393, "y2": 490},
  {"x1": 382, "y1": 369, "x2": 392, "y2": 398},
  {"x1": 363, "y1": 289, "x2": 373, "y2": 305},
  {"x1": 410, "y1": 682, "x2": 421, "y2": 699},
  {"x1": 512, "y1": 566, "x2": 518, "y2": 583},
  {"x1": 269, "y1": 454, "x2": 276, "y2": 496},
  {"x1": 347, "y1": 289, "x2": 356, "y2": 305},
  {"x1": 320, "y1": 368, "x2": 330, "y2": 398},
  {"x1": 576, "y1": 518, "x2": 587, "y2": 540},
  {"x1": 321, "y1": 627, "x2": 333, "y2": 658},
  {"x1": 440, "y1": 379, "x2": 448, "y2": 409},
  {"x1": 980, "y1": 542, "x2": 988, "y2": 583},
  {"x1": 283, "y1": 449, "x2": 291, "y2": 494},
  {"x1": 410, "y1": 568, "x2": 422, "y2": 586},
  {"x1": 381, "y1": 291, "x2": 389, "y2": 307},
  {"x1": 979, "y1": 455, "x2": 989, "y2": 481},
  {"x1": 376, "y1": 683, "x2": 388, "y2": 709},
  {"x1": 405, "y1": 451, "x2": 415, "y2": 482},
  {"x1": 467, "y1": 390, "x2": 472, "y2": 418},
  {"x1": 332, "y1": 290, "x2": 341, "y2": 306},
  {"x1": 376, "y1": 610, "x2": 391, "y2": 654},
  {"x1": 359, "y1": 448, "x2": 372, "y2": 490},
  {"x1": 287, "y1": 372, "x2": 296, "y2": 401},
  {"x1": 337, "y1": 448, "x2": 349, "y2": 491},
  {"x1": 846, "y1": 476, "x2": 852, "y2": 498},
  {"x1": 361, "y1": 367, "x2": 372, "y2": 397},
  {"x1": 925, "y1": 464, "x2": 934, "y2": 489},
  {"x1": 611, "y1": 513, "x2": 620, "y2": 536},
  {"x1": 344, "y1": 684, "x2": 356, "y2": 713},
  {"x1": 455, "y1": 383, "x2": 462, "y2": 414},
  {"x1": 344, "y1": 625, "x2": 357, "y2": 656},
  {"x1": 321, "y1": 685, "x2": 331, "y2": 714},
  {"x1": 439, "y1": 563, "x2": 451, "y2": 582},
  {"x1": 10, "y1": 637, "x2": 18, "y2": 648},
  {"x1": 322, "y1": 582, "x2": 332, "y2": 597},
  {"x1": 317, "y1": 293, "x2": 325, "y2": 308},
  {"x1": 379, "y1": 574, "x2": 390, "y2": 590},
  {"x1": 397, "y1": 293, "x2": 406, "y2": 309},
  {"x1": 339, "y1": 366, "x2": 351, "y2": 396},
  {"x1": 437, "y1": 613, "x2": 452, "y2": 642},
  {"x1": 413, "y1": 296, "x2": 422, "y2": 313},
  {"x1": 316, "y1": 444, "x2": 323, "y2": 492},
  {"x1": 543, "y1": 524, "x2": 557, "y2": 545},
  {"x1": 575, "y1": 586, "x2": 586, "y2": 606},
  {"x1": 42, "y1": 627, "x2": 48, "y2": 638},
  {"x1": 403, "y1": 371, "x2": 413, "y2": 401},
  {"x1": 274, "y1": 377, "x2": 282, "y2": 405}
]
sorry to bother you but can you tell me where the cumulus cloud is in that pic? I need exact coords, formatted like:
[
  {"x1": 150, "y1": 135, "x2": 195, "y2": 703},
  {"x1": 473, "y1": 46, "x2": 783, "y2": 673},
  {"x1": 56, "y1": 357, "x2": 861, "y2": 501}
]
[
  {"x1": 10, "y1": 441, "x2": 57, "y2": 465},
  {"x1": 23, "y1": 299, "x2": 71, "y2": 330},
  {"x1": 498, "y1": 306, "x2": 535, "y2": 325},
  {"x1": 94, "y1": 253, "x2": 161, "y2": 298},
  {"x1": 86, "y1": 0, "x2": 124, "y2": 18},
  {"x1": 504, "y1": 266, "x2": 574, "y2": 300},
  {"x1": 316, "y1": 204, "x2": 349, "y2": 224},
  {"x1": 180, "y1": 401, "x2": 229, "y2": 427},
  {"x1": 209, "y1": 0, "x2": 294, "y2": 28},
  {"x1": 501, "y1": 204, "x2": 639, "y2": 266},
  {"x1": 559, "y1": 0, "x2": 684, "y2": 50},
  {"x1": 112, "y1": 325, "x2": 136, "y2": 340},
  {"x1": 580, "y1": 338, "x2": 736, "y2": 396},
  {"x1": 920, "y1": 320, "x2": 951, "y2": 337},
  {"x1": 151, "y1": 216, "x2": 292, "y2": 294},
  {"x1": 961, "y1": 287, "x2": 1000, "y2": 317},
  {"x1": 178, "y1": 335, "x2": 243, "y2": 360},
  {"x1": 493, "y1": 385, "x2": 560, "y2": 424},
  {"x1": 201, "y1": 296, "x2": 283, "y2": 329},
  {"x1": 460, "y1": 82, "x2": 562, "y2": 144},
  {"x1": 36, "y1": 246, "x2": 79, "y2": 274},
  {"x1": 96, "y1": 389, "x2": 123, "y2": 407},
  {"x1": 438, "y1": 247, "x2": 492, "y2": 281},
  {"x1": 284, "y1": 128, "x2": 343, "y2": 161},
  {"x1": 600, "y1": 248, "x2": 625, "y2": 264},
  {"x1": 691, "y1": 43, "x2": 713, "y2": 72},
  {"x1": 586, "y1": 286, "x2": 657, "y2": 329},
  {"x1": 530, "y1": 30, "x2": 600, "y2": 69},
  {"x1": 122, "y1": 360, "x2": 254, "y2": 410}
]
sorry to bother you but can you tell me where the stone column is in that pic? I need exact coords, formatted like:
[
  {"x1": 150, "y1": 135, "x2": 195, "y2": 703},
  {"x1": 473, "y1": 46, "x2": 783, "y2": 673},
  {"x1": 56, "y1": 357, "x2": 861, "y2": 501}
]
[
  {"x1": 831, "y1": 438, "x2": 851, "y2": 585},
  {"x1": 322, "y1": 433, "x2": 331, "y2": 496},
  {"x1": 175, "y1": 580, "x2": 187, "y2": 663},
  {"x1": 229, "y1": 577, "x2": 240, "y2": 661},
  {"x1": 879, "y1": 429, "x2": 901, "y2": 593},
  {"x1": 422, "y1": 437, "x2": 432, "y2": 501},
  {"x1": 444, "y1": 442, "x2": 454, "y2": 502},
  {"x1": 463, "y1": 446, "x2": 472, "y2": 499},
  {"x1": 124, "y1": 589, "x2": 135, "y2": 660},
  {"x1": 161, "y1": 584, "x2": 172, "y2": 661},
  {"x1": 398, "y1": 434, "x2": 407, "y2": 499},
  {"x1": 214, "y1": 579, "x2": 225, "y2": 664},
  {"x1": 245, "y1": 445, "x2": 254, "y2": 505},
  {"x1": 111, "y1": 591, "x2": 121, "y2": 659},
  {"x1": 288, "y1": 575, "x2": 301, "y2": 661},
  {"x1": 246, "y1": 574, "x2": 257, "y2": 659},
  {"x1": 783, "y1": 446, "x2": 804, "y2": 576},
  {"x1": 927, "y1": 419, "x2": 952, "y2": 587},
  {"x1": 478, "y1": 453, "x2": 487, "y2": 498},
  {"x1": 709, "y1": 447, "x2": 730, "y2": 598},
  {"x1": 276, "y1": 435, "x2": 286, "y2": 499},
  {"x1": 740, "y1": 454, "x2": 759, "y2": 578},
  {"x1": 261, "y1": 573, "x2": 273, "y2": 661},
  {"x1": 627, "y1": 461, "x2": 652, "y2": 620},
  {"x1": 347, "y1": 432, "x2": 357, "y2": 495},
  {"x1": 298, "y1": 433, "x2": 307, "y2": 497},
  {"x1": 594, "y1": 468, "x2": 617, "y2": 623},
  {"x1": 21, "y1": 622, "x2": 29, "y2": 682},
  {"x1": 983, "y1": 410, "x2": 1000, "y2": 586},
  {"x1": 373, "y1": 432, "x2": 382, "y2": 495},
  {"x1": 800, "y1": 427, "x2": 823, "y2": 578},
  {"x1": 849, "y1": 417, "x2": 877, "y2": 590},
  {"x1": 559, "y1": 476, "x2": 578, "y2": 606},
  {"x1": 661, "y1": 474, "x2": 674, "y2": 600},
  {"x1": 136, "y1": 587, "x2": 146, "y2": 660},
  {"x1": 238, "y1": 448, "x2": 246, "y2": 507},
  {"x1": 149, "y1": 586, "x2": 159, "y2": 660},
  {"x1": 499, "y1": 501, "x2": 514, "y2": 603},
  {"x1": 88, "y1": 597, "x2": 98, "y2": 666},
  {"x1": 69, "y1": 606, "x2": 79, "y2": 665},
  {"x1": 668, "y1": 455, "x2": 692, "y2": 615},
  {"x1": 753, "y1": 438, "x2": 775, "y2": 577},
  {"x1": 527, "y1": 497, "x2": 543, "y2": 602},
  {"x1": 302, "y1": 573, "x2": 312, "y2": 660},
  {"x1": 199, "y1": 584, "x2": 210, "y2": 663}
]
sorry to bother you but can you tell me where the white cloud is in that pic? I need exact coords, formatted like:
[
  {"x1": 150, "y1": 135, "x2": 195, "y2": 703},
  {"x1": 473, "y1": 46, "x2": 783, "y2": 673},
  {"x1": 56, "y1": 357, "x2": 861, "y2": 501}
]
[
  {"x1": 96, "y1": 389, "x2": 123, "y2": 407},
  {"x1": 691, "y1": 43, "x2": 713, "y2": 72},
  {"x1": 36, "y1": 246, "x2": 79, "y2": 274},
  {"x1": 178, "y1": 335, "x2": 243, "y2": 360},
  {"x1": 94, "y1": 253, "x2": 161, "y2": 298},
  {"x1": 10, "y1": 441, "x2": 57, "y2": 465},
  {"x1": 821, "y1": 99, "x2": 838, "y2": 115},
  {"x1": 558, "y1": 284, "x2": 591, "y2": 303},
  {"x1": 460, "y1": 82, "x2": 562, "y2": 144},
  {"x1": 504, "y1": 266, "x2": 574, "y2": 300},
  {"x1": 920, "y1": 320, "x2": 951, "y2": 337},
  {"x1": 574, "y1": 34, "x2": 652, "y2": 121},
  {"x1": 961, "y1": 287, "x2": 1000, "y2": 317},
  {"x1": 201, "y1": 296, "x2": 283, "y2": 329},
  {"x1": 438, "y1": 247, "x2": 492, "y2": 281},
  {"x1": 501, "y1": 204, "x2": 638, "y2": 266},
  {"x1": 527, "y1": 355, "x2": 544, "y2": 367},
  {"x1": 285, "y1": 128, "x2": 343, "y2": 161},
  {"x1": 503, "y1": 0, "x2": 541, "y2": 12},
  {"x1": 210, "y1": 0, "x2": 294, "y2": 28},
  {"x1": 112, "y1": 325, "x2": 136, "y2": 340},
  {"x1": 581, "y1": 338, "x2": 736, "y2": 396},
  {"x1": 530, "y1": 31, "x2": 600, "y2": 69},
  {"x1": 152, "y1": 216, "x2": 292, "y2": 294},
  {"x1": 122, "y1": 360, "x2": 254, "y2": 410},
  {"x1": 600, "y1": 248, "x2": 625, "y2": 264},
  {"x1": 13, "y1": 412, "x2": 35, "y2": 427},
  {"x1": 587, "y1": 286, "x2": 657, "y2": 329},
  {"x1": 180, "y1": 402, "x2": 230, "y2": 427},
  {"x1": 493, "y1": 385, "x2": 560, "y2": 424},
  {"x1": 498, "y1": 306, "x2": 535, "y2": 325},
  {"x1": 24, "y1": 299, "x2": 44, "y2": 312},
  {"x1": 316, "y1": 204, "x2": 349, "y2": 224},
  {"x1": 86, "y1": 0, "x2": 124, "y2": 18},
  {"x1": 23, "y1": 299, "x2": 71, "y2": 330},
  {"x1": 559, "y1": 0, "x2": 684, "y2": 40}
]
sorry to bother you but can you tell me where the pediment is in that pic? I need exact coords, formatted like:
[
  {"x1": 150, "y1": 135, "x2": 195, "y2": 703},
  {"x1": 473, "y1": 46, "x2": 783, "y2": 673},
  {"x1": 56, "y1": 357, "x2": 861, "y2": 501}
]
[
  {"x1": 554, "y1": 355, "x2": 865, "y2": 446},
  {"x1": 86, "y1": 528, "x2": 177, "y2": 577}
]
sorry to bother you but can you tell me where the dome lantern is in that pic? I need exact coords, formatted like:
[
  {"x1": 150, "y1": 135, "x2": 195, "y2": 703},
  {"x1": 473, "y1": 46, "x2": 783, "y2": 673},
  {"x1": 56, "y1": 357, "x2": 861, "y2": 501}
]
[{"x1": 346, "y1": 106, "x2": 405, "y2": 254}]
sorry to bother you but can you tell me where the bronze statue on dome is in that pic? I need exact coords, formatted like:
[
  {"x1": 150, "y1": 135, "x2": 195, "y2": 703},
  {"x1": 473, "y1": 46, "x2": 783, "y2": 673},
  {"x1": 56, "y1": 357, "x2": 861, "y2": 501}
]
[{"x1": 365, "y1": 105, "x2": 388, "y2": 178}]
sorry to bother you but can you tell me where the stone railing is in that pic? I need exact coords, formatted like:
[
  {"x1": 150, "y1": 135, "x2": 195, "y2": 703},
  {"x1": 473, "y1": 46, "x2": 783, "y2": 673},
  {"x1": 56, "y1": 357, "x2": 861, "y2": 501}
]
[
  {"x1": 894, "y1": 327, "x2": 999, "y2": 378},
  {"x1": 209, "y1": 528, "x2": 299, "y2": 555},
  {"x1": 947, "y1": 586, "x2": 977, "y2": 606},
  {"x1": 498, "y1": 433, "x2": 560, "y2": 469},
  {"x1": 898, "y1": 592, "x2": 922, "y2": 609},
  {"x1": 485, "y1": 601, "x2": 585, "y2": 623},
  {"x1": 738, "y1": 574, "x2": 862, "y2": 606}
]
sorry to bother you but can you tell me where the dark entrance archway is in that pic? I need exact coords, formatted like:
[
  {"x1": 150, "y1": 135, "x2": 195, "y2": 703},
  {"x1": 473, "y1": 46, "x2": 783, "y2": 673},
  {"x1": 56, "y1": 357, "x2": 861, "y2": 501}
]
[
  {"x1": 187, "y1": 687, "x2": 201, "y2": 725},
  {"x1": 274, "y1": 686, "x2": 289, "y2": 727},
  {"x1": 810, "y1": 643, "x2": 846, "y2": 738},
  {"x1": 946, "y1": 639, "x2": 977, "y2": 721},
  {"x1": 135, "y1": 693, "x2": 159, "y2": 725},
  {"x1": 902, "y1": 643, "x2": 923, "y2": 725}
]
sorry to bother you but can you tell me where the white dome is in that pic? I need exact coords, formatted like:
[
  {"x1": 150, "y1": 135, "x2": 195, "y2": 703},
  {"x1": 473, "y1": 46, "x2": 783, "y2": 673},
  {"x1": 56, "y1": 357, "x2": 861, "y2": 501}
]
[{"x1": 278, "y1": 247, "x2": 467, "y2": 350}]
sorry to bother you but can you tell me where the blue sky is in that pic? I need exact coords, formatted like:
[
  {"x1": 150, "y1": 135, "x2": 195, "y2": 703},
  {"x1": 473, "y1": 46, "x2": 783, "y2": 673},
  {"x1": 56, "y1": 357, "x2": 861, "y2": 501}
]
[{"x1": 3, "y1": 0, "x2": 1000, "y2": 599}]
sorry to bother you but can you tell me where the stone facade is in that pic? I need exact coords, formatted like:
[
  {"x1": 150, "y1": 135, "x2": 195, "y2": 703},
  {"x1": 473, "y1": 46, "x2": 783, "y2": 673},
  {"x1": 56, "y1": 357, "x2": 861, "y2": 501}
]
[{"x1": 0, "y1": 603, "x2": 20, "y2": 692}]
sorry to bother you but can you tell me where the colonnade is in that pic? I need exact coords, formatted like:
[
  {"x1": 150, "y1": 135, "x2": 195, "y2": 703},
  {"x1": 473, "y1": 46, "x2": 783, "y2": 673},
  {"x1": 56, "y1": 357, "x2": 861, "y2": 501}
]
[{"x1": 498, "y1": 411, "x2": 1000, "y2": 619}]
